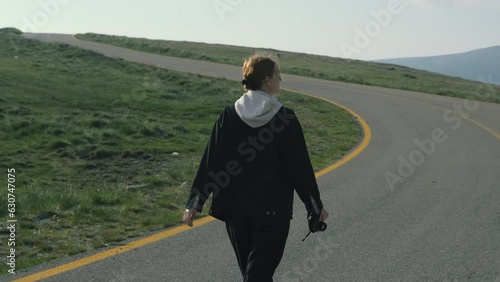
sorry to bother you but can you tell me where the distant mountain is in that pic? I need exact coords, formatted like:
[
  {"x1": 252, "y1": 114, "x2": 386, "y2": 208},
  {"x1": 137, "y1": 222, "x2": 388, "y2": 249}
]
[{"x1": 375, "y1": 46, "x2": 500, "y2": 85}]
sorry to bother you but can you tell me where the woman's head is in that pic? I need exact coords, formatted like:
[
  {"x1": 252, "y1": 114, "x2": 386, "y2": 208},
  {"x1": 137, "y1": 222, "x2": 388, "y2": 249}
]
[{"x1": 242, "y1": 54, "x2": 281, "y2": 95}]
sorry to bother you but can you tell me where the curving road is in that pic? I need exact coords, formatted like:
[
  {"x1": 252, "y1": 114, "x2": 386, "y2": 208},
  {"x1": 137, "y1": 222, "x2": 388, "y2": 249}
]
[{"x1": 11, "y1": 33, "x2": 500, "y2": 282}]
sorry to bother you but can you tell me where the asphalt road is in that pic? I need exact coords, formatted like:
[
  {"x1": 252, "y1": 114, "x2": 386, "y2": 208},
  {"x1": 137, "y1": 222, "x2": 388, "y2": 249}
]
[{"x1": 9, "y1": 33, "x2": 500, "y2": 282}]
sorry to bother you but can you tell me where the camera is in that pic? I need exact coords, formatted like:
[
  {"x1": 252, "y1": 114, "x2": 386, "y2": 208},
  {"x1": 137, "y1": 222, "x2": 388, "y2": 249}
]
[
  {"x1": 307, "y1": 211, "x2": 327, "y2": 233},
  {"x1": 302, "y1": 211, "x2": 327, "y2": 241}
]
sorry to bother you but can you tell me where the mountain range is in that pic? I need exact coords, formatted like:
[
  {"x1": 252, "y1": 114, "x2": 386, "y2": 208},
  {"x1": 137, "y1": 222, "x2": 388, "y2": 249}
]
[{"x1": 375, "y1": 46, "x2": 500, "y2": 85}]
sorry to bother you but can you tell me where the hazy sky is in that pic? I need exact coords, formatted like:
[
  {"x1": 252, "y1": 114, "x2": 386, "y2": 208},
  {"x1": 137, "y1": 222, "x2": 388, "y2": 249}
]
[{"x1": 1, "y1": 0, "x2": 500, "y2": 60}]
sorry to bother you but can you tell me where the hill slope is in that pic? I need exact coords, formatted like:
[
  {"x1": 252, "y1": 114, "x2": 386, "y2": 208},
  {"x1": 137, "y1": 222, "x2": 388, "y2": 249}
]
[{"x1": 75, "y1": 33, "x2": 500, "y2": 104}]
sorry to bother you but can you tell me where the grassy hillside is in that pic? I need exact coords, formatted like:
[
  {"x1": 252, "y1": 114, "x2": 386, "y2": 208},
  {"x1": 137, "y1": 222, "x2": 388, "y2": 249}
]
[
  {"x1": 76, "y1": 33, "x2": 500, "y2": 104},
  {"x1": 0, "y1": 28, "x2": 360, "y2": 274}
]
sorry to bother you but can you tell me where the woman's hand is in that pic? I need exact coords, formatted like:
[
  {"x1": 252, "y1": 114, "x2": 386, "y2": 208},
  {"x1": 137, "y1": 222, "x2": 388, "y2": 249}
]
[
  {"x1": 183, "y1": 209, "x2": 197, "y2": 227},
  {"x1": 319, "y1": 208, "x2": 329, "y2": 222}
]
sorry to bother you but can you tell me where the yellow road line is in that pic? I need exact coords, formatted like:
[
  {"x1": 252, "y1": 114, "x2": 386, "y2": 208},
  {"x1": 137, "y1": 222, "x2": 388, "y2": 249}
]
[
  {"x1": 13, "y1": 90, "x2": 371, "y2": 282},
  {"x1": 283, "y1": 88, "x2": 371, "y2": 178},
  {"x1": 466, "y1": 118, "x2": 500, "y2": 140},
  {"x1": 13, "y1": 217, "x2": 215, "y2": 282}
]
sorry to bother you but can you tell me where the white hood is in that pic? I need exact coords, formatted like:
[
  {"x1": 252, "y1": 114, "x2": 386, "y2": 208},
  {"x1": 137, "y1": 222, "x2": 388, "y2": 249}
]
[{"x1": 234, "y1": 90, "x2": 283, "y2": 128}]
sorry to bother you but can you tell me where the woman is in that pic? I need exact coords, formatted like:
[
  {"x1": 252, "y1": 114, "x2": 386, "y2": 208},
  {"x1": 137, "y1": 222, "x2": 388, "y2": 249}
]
[{"x1": 183, "y1": 54, "x2": 328, "y2": 281}]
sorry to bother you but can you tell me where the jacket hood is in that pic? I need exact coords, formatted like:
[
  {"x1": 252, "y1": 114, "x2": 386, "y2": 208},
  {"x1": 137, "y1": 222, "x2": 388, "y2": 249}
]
[{"x1": 234, "y1": 90, "x2": 283, "y2": 128}]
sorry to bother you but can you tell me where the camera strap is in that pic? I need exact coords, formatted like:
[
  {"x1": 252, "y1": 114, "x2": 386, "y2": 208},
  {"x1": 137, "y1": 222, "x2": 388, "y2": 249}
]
[{"x1": 301, "y1": 231, "x2": 312, "y2": 242}]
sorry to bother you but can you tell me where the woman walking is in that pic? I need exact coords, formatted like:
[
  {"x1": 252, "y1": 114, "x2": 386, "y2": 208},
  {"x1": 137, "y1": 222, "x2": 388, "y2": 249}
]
[{"x1": 183, "y1": 54, "x2": 328, "y2": 281}]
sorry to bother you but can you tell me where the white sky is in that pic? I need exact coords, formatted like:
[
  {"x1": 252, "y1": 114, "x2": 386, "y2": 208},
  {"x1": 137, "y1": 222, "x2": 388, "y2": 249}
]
[{"x1": 1, "y1": 0, "x2": 499, "y2": 60}]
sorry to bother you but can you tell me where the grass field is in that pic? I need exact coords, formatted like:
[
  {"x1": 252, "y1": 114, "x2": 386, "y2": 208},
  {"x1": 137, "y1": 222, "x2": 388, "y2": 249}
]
[
  {"x1": 76, "y1": 33, "x2": 500, "y2": 104},
  {"x1": 0, "y1": 28, "x2": 360, "y2": 275}
]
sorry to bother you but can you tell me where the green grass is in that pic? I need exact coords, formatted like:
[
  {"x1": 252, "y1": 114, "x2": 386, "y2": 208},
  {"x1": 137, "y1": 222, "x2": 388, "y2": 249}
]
[
  {"x1": 0, "y1": 27, "x2": 359, "y2": 275},
  {"x1": 75, "y1": 33, "x2": 500, "y2": 104}
]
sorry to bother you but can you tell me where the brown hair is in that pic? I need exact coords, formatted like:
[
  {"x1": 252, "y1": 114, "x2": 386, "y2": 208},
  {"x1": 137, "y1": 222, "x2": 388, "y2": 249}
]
[{"x1": 241, "y1": 54, "x2": 279, "y2": 91}]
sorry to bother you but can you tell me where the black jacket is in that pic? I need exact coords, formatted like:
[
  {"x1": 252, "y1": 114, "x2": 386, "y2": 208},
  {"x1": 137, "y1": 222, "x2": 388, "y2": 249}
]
[{"x1": 185, "y1": 105, "x2": 324, "y2": 221}]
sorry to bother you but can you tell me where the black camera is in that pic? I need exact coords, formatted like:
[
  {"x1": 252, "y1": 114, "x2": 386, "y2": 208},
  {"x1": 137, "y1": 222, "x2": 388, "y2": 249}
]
[
  {"x1": 302, "y1": 211, "x2": 327, "y2": 241},
  {"x1": 307, "y1": 211, "x2": 327, "y2": 233}
]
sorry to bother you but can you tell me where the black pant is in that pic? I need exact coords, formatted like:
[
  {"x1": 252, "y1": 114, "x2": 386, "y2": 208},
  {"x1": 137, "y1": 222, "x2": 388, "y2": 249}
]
[{"x1": 225, "y1": 217, "x2": 290, "y2": 282}]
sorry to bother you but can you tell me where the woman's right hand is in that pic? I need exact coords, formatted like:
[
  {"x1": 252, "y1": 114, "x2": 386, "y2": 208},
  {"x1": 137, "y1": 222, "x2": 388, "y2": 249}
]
[{"x1": 319, "y1": 208, "x2": 329, "y2": 222}]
